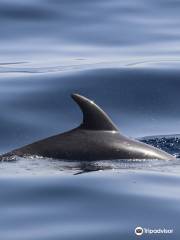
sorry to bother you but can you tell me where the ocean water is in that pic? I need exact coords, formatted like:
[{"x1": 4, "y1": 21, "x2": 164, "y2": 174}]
[{"x1": 0, "y1": 0, "x2": 180, "y2": 239}]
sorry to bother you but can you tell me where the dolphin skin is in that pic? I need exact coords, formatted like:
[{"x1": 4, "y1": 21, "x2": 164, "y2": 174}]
[{"x1": 0, "y1": 94, "x2": 175, "y2": 161}]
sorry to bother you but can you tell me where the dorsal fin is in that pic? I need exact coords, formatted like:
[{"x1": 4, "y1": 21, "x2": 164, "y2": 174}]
[{"x1": 71, "y1": 93, "x2": 118, "y2": 131}]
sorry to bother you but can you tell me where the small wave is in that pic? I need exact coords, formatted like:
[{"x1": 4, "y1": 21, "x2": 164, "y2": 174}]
[{"x1": 140, "y1": 134, "x2": 180, "y2": 156}]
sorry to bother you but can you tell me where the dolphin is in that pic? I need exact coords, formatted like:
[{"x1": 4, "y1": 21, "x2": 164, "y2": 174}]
[{"x1": 0, "y1": 93, "x2": 175, "y2": 161}]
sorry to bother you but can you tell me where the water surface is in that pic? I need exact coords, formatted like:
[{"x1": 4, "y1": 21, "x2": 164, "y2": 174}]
[{"x1": 0, "y1": 0, "x2": 180, "y2": 239}]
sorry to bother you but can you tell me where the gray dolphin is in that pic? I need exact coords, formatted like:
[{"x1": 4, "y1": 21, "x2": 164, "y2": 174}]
[{"x1": 0, "y1": 93, "x2": 175, "y2": 161}]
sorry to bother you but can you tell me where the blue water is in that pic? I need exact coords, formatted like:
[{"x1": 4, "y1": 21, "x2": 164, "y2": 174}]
[{"x1": 0, "y1": 0, "x2": 180, "y2": 239}]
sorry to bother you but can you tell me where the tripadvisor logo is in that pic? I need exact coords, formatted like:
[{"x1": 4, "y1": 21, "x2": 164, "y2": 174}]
[
  {"x1": 135, "y1": 227, "x2": 143, "y2": 236},
  {"x1": 134, "y1": 226, "x2": 173, "y2": 236}
]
